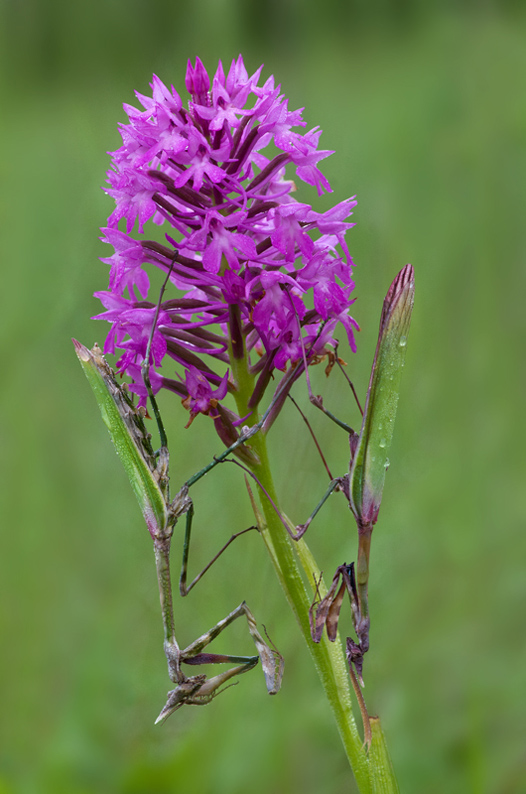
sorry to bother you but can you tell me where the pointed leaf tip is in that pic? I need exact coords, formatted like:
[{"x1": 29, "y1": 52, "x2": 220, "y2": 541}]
[
  {"x1": 72, "y1": 338, "x2": 90, "y2": 362},
  {"x1": 369, "y1": 716, "x2": 400, "y2": 792},
  {"x1": 74, "y1": 340, "x2": 169, "y2": 538}
]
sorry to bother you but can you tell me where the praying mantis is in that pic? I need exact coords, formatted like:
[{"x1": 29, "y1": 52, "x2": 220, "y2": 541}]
[
  {"x1": 74, "y1": 340, "x2": 284, "y2": 724},
  {"x1": 76, "y1": 257, "x2": 290, "y2": 723},
  {"x1": 75, "y1": 262, "x2": 413, "y2": 734}
]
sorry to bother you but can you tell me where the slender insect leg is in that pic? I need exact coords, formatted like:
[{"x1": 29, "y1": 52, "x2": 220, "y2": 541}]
[
  {"x1": 294, "y1": 477, "x2": 344, "y2": 540},
  {"x1": 288, "y1": 394, "x2": 334, "y2": 479},
  {"x1": 333, "y1": 341, "x2": 364, "y2": 416},
  {"x1": 346, "y1": 649, "x2": 372, "y2": 747},
  {"x1": 141, "y1": 257, "x2": 176, "y2": 450},
  {"x1": 178, "y1": 500, "x2": 258, "y2": 596},
  {"x1": 181, "y1": 602, "x2": 260, "y2": 657},
  {"x1": 288, "y1": 295, "x2": 356, "y2": 433},
  {"x1": 309, "y1": 400, "x2": 355, "y2": 434},
  {"x1": 183, "y1": 353, "x2": 308, "y2": 492},
  {"x1": 226, "y1": 456, "x2": 342, "y2": 544}
]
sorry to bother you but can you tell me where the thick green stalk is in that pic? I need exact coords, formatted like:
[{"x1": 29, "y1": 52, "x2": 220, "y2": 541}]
[
  {"x1": 249, "y1": 430, "x2": 372, "y2": 792},
  {"x1": 229, "y1": 343, "x2": 371, "y2": 792}
]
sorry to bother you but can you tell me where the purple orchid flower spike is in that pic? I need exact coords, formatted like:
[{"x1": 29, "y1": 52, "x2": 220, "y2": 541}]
[{"x1": 96, "y1": 56, "x2": 358, "y2": 446}]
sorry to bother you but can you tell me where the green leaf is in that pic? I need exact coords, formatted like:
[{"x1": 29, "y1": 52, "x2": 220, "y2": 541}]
[
  {"x1": 369, "y1": 717, "x2": 400, "y2": 794},
  {"x1": 349, "y1": 265, "x2": 415, "y2": 527},
  {"x1": 74, "y1": 340, "x2": 168, "y2": 538}
]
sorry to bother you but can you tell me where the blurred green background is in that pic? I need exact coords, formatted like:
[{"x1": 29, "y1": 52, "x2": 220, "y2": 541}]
[{"x1": 1, "y1": 1, "x2": 525, "y2": 792}]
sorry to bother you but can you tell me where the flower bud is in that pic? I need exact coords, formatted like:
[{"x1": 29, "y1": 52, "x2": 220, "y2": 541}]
[{"x1": 348, "y1": 265, "x2": 414, "y2": 528}]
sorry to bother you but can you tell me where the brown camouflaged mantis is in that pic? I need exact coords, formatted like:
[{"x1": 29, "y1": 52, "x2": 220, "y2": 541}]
[{"x1": 74, "y1": 340, "x2": 283, "y2": 724}]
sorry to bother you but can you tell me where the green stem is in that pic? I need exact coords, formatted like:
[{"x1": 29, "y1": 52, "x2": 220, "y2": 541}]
[
  {"x1": 248, "y1": 430, "x2": 372, "y2": 792},
  {"x1": 230, "y1": 348, "x2": 372, "y2": 792}
]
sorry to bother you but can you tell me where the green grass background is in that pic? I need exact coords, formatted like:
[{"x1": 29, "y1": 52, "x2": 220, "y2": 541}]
[{"x1": 1, "y1": 1, "x2": 525, "y2": 792}]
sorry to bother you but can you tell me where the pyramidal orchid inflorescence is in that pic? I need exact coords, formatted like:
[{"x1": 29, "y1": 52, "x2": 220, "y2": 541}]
[{"x1": 95, "y1": 56, "x2": 359, "y2": 438}]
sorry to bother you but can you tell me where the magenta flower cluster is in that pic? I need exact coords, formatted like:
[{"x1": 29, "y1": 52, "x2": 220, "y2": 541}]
[{"x1": 95, "y1": 56, "x2": 358, "y2": 425}]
